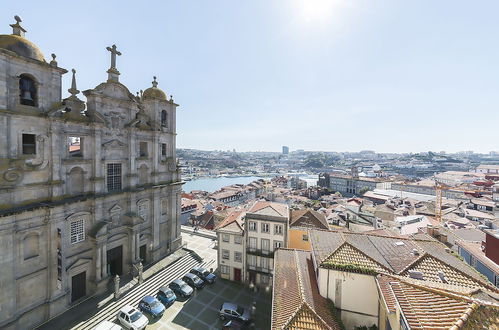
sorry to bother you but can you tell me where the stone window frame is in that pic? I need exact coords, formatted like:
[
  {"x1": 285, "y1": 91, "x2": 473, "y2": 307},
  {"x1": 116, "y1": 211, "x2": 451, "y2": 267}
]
[
  {"x1": 261, "y1": 223, "x2": 270, "y2": 233},
  {"x1": 70, "y1": 218, "x2": 85, "y2": 244},
  {"x1": 67, "y1": 136, "x2": 84, "y2": 158},
  {"x1": 234, "y1": 251, "x2": 242, "y2": 263},
  {"x1": 248, "y1": 221, "x2": 257, "y2": 232},
  {"x1": 161, "y1": 110, "x2": 168, "y2": 127},
  {"x1": 19, "y1": 73, "x2": 39, "y2": 107},
  {"x1": 139, "y1": 141, "x2": 148, "y2": 157},
  {"x1": 222, "y1": 234, "x2": 230, "y2": 243},
  {"x1": 274, "y1": 240, "x2": 283, "y2": 249},
  {"x1": 222, "y1": 249, "x2": 230, "y2": 260},
  {"x1": 249, "y1": 237, "x2": 257, "y2": 250},
  {"x1": 234, "y1": 235, "x2": 242, "y2": 245},
  {"x1": 302, "y1": 234, "x2": 309, "y2": 242},
  {"x1": 221, "y1": 265, "x2": 230, "y2": 274},
  {"x1": 21, "y1": 133, "x2": 37, "y2": 155},
  {"x1": 106, "y1": 163, "x2": 122, "y2": 192},
  {"x1": 274, "y1": 224, "x2": 283, "y2": 235}
]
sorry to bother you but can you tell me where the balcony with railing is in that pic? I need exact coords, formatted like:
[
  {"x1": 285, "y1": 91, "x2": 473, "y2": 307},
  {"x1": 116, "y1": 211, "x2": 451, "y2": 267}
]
[{"x1": 247, "y1": 247, "x2": 274, "y2": 258}]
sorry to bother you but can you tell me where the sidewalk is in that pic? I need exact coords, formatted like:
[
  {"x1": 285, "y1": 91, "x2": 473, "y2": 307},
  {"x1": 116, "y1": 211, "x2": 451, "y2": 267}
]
[
  {"x1": 36, "y1": 249, "x2": 189, "y2": 330},
  {"x1": 181, "y1": 224, "x2": 217, "y2": 240}
]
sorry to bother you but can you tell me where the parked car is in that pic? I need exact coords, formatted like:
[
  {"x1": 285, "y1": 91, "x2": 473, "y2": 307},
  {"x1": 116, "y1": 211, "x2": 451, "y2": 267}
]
[
  {"x1": 93, "y1": 320, "x2": 123, "y2": 330},
  {"x1": 222, "y1": 319, "x2": 247, "y2": 330},
  {"x1": 219, "y1": 302, "x2": 251, "y2": 323},
  {"x1": 117, "y1": 306, "x2": 149, "y2": 330},
  {"x1": 156, "y1": 286, "x2": 176, "y2": 307},
  {"x1": 190, "y1": 266, "x2": 217, "y2": 284},
  {"x1": 169, "y1": 279, "x2": 194, "y2": 298},
  {"x1": 182, "y1": 273, "x2": 205, "y2": 289},
  {"x1": 138, "y1": 295, "x2": 165, "y2": 318}
]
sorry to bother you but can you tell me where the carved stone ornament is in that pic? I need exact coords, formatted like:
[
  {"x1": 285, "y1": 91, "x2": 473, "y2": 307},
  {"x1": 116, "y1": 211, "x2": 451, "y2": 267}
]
[{"x1": 102, "y1": 139, "x2": 126, "y2": 149}]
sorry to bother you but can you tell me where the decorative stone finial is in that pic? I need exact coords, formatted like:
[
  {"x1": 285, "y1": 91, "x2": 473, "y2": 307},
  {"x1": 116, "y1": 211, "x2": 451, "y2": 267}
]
[
  {"x1": 106, "y1": 44, "x2": 122, "y2": 82},
  {"x1": 169, "y1": 95, "x2": 174, "y2": 102},
  {"x1": 152, "y1": 76, "x2": 158, "y2": 88},
  {"x1": 50, "y1": 53, "x2": 57, "y2": 67},
  {"x1": 10, "y1": 15, "x2": 26, "y2": 37},
  {"x1": 67, "y1": 69, "x2": 80, "y2": 98}
]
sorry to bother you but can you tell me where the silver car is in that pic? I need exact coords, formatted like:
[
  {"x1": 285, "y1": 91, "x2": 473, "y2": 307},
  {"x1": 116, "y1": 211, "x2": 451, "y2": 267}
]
[{"x1": 219, "y1": 302, "x2": 251, "y2": 323}]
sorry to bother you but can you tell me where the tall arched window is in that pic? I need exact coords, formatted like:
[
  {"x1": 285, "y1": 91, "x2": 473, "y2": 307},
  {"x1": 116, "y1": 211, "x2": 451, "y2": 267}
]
[
  {"x1": 161, "y1": 110, "x2": 167, "y2": 127},
  {"x1": 19, "y1": 74, "x2": 37, "y2": 106}
]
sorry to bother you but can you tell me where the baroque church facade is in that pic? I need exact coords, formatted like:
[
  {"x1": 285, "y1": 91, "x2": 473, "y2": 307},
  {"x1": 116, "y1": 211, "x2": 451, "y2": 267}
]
[{"x1": 0, "y1": 17, "x2": 182, "y2": 329}]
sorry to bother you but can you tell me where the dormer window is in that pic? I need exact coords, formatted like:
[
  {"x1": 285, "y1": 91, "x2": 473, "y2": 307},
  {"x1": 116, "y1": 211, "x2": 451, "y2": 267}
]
[
  {"x1": 19, "y1": 74, "x2": 37, "y2": 106},
  {"x1": 161, "y1": 110, "x2": 167, "y2": 127}
]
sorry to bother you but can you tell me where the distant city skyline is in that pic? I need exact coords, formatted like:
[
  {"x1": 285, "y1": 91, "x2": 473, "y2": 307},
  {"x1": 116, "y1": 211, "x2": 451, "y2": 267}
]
[{"x1": 3, "y1": 1, "x2": 499, "y2": 153}]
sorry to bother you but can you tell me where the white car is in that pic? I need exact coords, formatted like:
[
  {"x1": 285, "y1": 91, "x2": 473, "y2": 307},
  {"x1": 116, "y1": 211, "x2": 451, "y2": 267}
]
[
  {"x1": 117, "y1": 306, "x2": 149, "y2": 330},
  {"x1": 94, "y1": 320, "x2": 123, "y2": 330}
]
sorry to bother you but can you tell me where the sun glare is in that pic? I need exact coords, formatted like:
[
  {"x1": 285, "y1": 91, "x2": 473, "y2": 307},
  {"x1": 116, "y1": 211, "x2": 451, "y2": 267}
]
[{"x1": 296, "y1": 0, "x2": 340, "y2": 23}]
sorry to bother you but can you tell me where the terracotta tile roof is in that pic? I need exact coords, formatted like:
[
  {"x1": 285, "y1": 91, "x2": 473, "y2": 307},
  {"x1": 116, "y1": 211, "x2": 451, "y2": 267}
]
[
  {"x1": 290, "y1": 209, "x2": 329, "y2": 230},
  {"x1": 272, "y1": 249, "x2": 340, "y2": 330},
  {"x1": 322, "y1": 243, "x2": 389, "y2": 273},
  {"x1": 310, "y1": 230, "x2": 497, "y2": 292},
  {"x1": 249, "y1": 201, "x2": 289, "y2": 218},
  {"x1": 215, "y1": 210, "x2": 244, "y2": 233},
  {"x1": 376, "y1": 274, "x2": 499, "y2": 330},
  {"x1": 401, "y1": 254, "x2": 490, "y2": 291}
]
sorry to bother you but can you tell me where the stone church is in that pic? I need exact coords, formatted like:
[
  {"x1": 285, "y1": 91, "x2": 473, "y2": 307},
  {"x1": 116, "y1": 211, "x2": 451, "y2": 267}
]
[{"x1": 0, "y1": 16, "x2": 182, "y2": 329}]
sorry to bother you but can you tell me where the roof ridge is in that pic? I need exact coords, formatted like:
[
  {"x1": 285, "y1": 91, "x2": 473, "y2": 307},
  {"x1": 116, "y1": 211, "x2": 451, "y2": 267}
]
[
  {"x1": 323, "y1": 241, "x2": 391, "y2": 272},
  {"x1": 402, "y1": 251, "x2": 498, "y2": 292},
  {"x1": 294, "y1": 250, "x2": 306, "y2": 302}
]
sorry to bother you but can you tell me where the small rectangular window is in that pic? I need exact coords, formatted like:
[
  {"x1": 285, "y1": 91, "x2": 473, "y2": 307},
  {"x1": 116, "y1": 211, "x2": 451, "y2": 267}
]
[
  {"x1": 302, "y1": 234, "x2": 309, "y2": 242},
  {"x1": 249, "y1": 221, "x2": 257, "y2": 232},
  {"x1": 222, "y1": 234, "x2": 230, "y2": 243},
  {"x1": 222, "y1": 249, "x2": 230, "y2": 260},
  {"x1": 261, "y1": 223, "x2": 269, "y2": 233},
  {"x1": 235, "y1": 252, "x2": 242, "y2": 263},
  {"x1": 22, "y1": 134, "x2": 36, "y2": 155},
  {"x1": 107, "y1": 163, "x2": 122, "y2": 191},
  {"x1": 68, "y1": 136, "x2": 83, "y2": 157},
  {"x1": 234, "y1": 236, "x2": 242, "y2": 244},
  {"x1": 161, "y1": 143, "x2": 167, "y2": 156},
  {"x1": 274, "y1": 225, "x2": 283, "y2": 235},
  {"x1": 70, "y1": 219, "x2": 85, "y2": 244},
  {"x1": 274, "y1": 241, "x2": 283, "y2": 249},
  {"x1": 139, "y1": 142, "x2": 148, "y2": 157}
]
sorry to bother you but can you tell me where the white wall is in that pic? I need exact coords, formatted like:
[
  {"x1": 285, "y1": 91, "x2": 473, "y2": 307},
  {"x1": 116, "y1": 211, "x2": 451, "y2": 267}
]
[{"x1": 318, "y1": 268, "x2": 379, "y2": 329}]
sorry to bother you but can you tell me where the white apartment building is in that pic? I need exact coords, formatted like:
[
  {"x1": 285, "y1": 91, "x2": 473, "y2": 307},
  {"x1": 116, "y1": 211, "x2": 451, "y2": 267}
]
[
  {"x1": 215, "y1": 201, "x2": 289, "y2": 288},
  {"x1": 245, "y1": 201, "x2": 289, "y2": 288},
  {"x1": 215, "y1": 210, "x2": 246, "y2": 282}
]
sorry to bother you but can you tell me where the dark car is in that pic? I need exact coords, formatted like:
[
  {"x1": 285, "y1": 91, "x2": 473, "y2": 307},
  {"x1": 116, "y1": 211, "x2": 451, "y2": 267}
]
[
  {"x1": 182, "y1": 273, "x2": 205, "y2": 289},
  {"x1": 156, "y1": 286, "x2": 176, "y2": 307},
  {"x1": 190, "y1": 267, "x2": 217, "y2": 284},
  {"x1": 138, "y1": 295, "x2": 165, "y2": 318},
  {"x1": 169, "y1": 279, "x2": 194, "y2": 298},
  {"x1": 219, "y1": 302, "x2": 251, "y2": 323}
]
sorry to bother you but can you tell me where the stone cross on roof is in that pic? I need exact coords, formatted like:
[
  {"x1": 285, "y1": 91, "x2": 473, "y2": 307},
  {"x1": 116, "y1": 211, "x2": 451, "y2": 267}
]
[
  {"x1": 10, "y1": 15, "x2": 26, "y2": 37},
  {"x1": 106, "y1": 44, "x2": 122, "y2": 82}
]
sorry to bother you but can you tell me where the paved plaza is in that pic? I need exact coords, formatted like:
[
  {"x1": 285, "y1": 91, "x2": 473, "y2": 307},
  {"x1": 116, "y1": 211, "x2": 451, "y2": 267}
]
[
  {"x1": 37, "y1": 232, "x2": 271, "y2": 330},
  {"x1": 147, "y1": 279, "x2": 271, "y2": 330}
]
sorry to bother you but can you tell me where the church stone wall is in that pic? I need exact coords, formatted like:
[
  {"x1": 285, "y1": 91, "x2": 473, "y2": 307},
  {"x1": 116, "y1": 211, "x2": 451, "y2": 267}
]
[{"x1": 0, "y1": 19, "x2": 183, "y2": 329}]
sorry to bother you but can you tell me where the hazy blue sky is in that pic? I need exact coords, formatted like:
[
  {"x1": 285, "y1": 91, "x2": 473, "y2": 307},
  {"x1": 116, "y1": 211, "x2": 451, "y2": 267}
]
[{"x1": 3, "y1": 1, "x2": 498, "y2": 153}]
